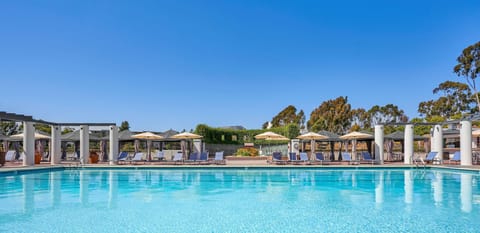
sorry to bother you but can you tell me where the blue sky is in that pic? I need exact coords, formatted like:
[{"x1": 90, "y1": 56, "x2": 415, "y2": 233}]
[{"x1": 1, "y1": 1, "x2": 479, "y2": 132}]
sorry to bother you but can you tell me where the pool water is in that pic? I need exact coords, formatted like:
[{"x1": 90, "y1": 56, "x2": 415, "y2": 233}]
[{"x1": 0, "y1": 168, "x2": 479, "y2": 233}]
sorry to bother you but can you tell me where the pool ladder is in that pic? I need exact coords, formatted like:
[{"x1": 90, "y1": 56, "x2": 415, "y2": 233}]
[{"x1": 413, "y1": 155, "x2": 426, "y2": 169}]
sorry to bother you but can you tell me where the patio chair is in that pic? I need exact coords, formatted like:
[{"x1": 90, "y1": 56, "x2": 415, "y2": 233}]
[
  {"x1": 172, "y1": 152, "x2": 184, "y2": 164},
  {"x1": 5, "y1": 150, "x2": 16, "y2": 162},
  {"x1": 213, "y1": 151, "x2": 225, "y2": 165},
  {"x1": 360, "y1": 151, "x2": 375, "y2": 165},
  {"x1": 130, "y1": 152, "x2": 145, "y2": 164},
  {"x1": 154, "y1": 151, "x2": 165, "y2": 161},
  {"x1": 298, "y1": 152, "x2": 311, "y2": 165},
  {"x1": 269, "y1": 152, "x2": 285, "y2": 165},
  {"x1": 185, "y1": 152, "x2": 199, "y2": 164},
  {"x1": 288, "y1": 152, "x2": 298, "y2": 164},
  {"x1": 341, "y1": 152, "x2": 358, "y2": 165},
  {"x1": 424, "y1": 151, "x2": 439, "y2": 164},
  {"x1": 198, "y1": 151, "x2": 209, "y2": 164},
  {"x1": 314, "y1": 152, "x2": 329, "y2": 165},
  {"x1": 449, "y1": 151, "x2": 461, "y2": 164}
]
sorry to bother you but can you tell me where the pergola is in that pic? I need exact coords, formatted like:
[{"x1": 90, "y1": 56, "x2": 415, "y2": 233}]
[{"x1": 0, "y1": 111, "x2": 119, "y2": 166}]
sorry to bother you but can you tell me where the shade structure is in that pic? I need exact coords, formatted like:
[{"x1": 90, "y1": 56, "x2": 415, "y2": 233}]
[
  {"x1": 297, "y1": 132, "x2": 328, "y2": 159},
  {"x1": 385, "y1": 131, "x2": 425, "y2": 140},
  {"x1": 132, "y1": 132, "x2": 164, "y2": 161},
  {"x1": 170, "y1": 132, "x2": 203, "y2": 139},
  {"x1": 340, "y1": 131, "x2": 373, "y2": 161},
  {"x1": 9, "y1": 131, "x2": 50, "y2": 140},
  {"x1": 61, "y1": 130, "x2": 101, "y2": 141},
  {"x1": 472, "y1": 129, "x2": 480, "y2": 136},
  {"x1": 297, "y1": 132, "x2": 328, "y2": 140},
  {"x1": 254, "y1": 131, "x2": 288, "y2": 141}
]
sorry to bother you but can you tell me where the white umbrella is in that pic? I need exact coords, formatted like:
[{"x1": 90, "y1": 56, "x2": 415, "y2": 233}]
[
  {"x1": 255, "y1": 131, "x2": 289, "y2": 155},
  {"x1": 171, "y1": 132, "x2": 203, "y2": 159},
  {"x1": 472, "y1": 129, "x2": 480, "y2": 136},
  {"x1": 132, "y1": 132, "x2": 164, "y2": 161},
  {"x1": 339, "y1": 131, "x2": 373, "y2": 160},
  {"x1": 9, "y1": 132, "x2": 50, "y2": 140},
  {"x1": 297, "y1": 132, "x2": 328, "y2": 159}
]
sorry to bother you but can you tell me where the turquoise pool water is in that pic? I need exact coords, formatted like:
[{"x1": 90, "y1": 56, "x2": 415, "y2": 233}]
[{"x1": 0, "y1": 168, "x2": 479, "y2": 232}]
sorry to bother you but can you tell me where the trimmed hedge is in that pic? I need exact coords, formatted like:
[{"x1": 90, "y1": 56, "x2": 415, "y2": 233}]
[{"x1": 194, "y1": 124, "x2": 300, "y2": 145}]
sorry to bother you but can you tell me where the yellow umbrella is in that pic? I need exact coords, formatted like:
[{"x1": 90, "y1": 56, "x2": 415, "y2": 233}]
[
  {"x1": 297, "y1": 132, "x2": 328, "y2": 159},
  {"x1": 255, "y1": 131, "x2": 288, "y2": 155},
  {"x1": 170, "y1": 132, "x2": 203, "y2": 139},
  {"x1": 340, "y1": 131, "x2": 373, "y2": 160},
  {"x1": 132, "y1": 132, "x2": 164, "y2": 161}
]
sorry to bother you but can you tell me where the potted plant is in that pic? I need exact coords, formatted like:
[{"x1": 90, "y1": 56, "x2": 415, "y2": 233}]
[{"x1": 89, "y1": 151, "x2": 99, "y2": 164}]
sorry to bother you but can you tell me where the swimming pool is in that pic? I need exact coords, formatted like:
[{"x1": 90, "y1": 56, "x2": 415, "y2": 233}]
[{"x1": 0, "y1": 168, "x2": 479, "y2": 232}]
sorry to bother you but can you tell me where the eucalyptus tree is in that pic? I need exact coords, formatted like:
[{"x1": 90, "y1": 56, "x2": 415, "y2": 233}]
[
  {"x1": 418, "y1": 81, "x2": 475, "y2": 118},
  {"x1": 264, "y1": 105, "x2": 305, "y2": 129},
  {"x1": 307, "y1": 96, "x2": 352, "y2": 134},
  {"x1": 454, "y1": 41, "x2": 480, "y2": 112}
]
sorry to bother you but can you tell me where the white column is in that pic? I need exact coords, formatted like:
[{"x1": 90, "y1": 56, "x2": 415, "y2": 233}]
[
  {"x1": 433, "y1": 125, "x2": 443, "y2": 162},
  {"x1": 460, "y1": 121, "x2": 472, "y2": 166},
  {"x1": 404, "y1": 170, "x2": 413, "y2": 204},
  {"x1": 23, "y1": 121, "x2": 35, "y2": 166},
  {"x1": 109, "y1": 125, "x2": 118, "y2": 165},
  {"x1": 404, "y1": 124, "x2": 414, "y2": 164},
  {"x1": 375, "y1": 125, "x2": 384, "y2": 164},
  {"x1": 80, "y1": 125, "x2": 89, "y2": 165},
  {"x1": 50, "y1": 125, "x2": 61, "y2": 165},
  {"x1": 430, "y1": 127, "x2": 436, "y2": 152},
  {"x1": 460, "y1": 173, "x2": 472, "y2": 213}
]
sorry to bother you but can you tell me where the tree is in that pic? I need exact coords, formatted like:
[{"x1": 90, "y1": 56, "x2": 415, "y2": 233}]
[
  {"x1": 454, "y1": 41, "x2": 480, "y2": 112},
  {"x1": 119, "y1": 121, "x2": 130, "y2": 132},
  {"x1": 350, "y1": 108, "x2": 369, "y2": 129},
  {"x1": 307, "y1": 96, "x2": 352, "y2": 134},
  {"x1": 34, "y1": 123, "x2": 51, "y2": 134},
  {"x1": 368, "y1": 104, "x2": 408, "y2": 126},
  {"x1": 418, "y1": 81, "x2": 475, "y2": 118},
  {"x1": 264, "y1": 105, "x2": 305, "y2": 129},
  {"x1": 61, "y1": 127, "x2": 75, "y2": 134}
]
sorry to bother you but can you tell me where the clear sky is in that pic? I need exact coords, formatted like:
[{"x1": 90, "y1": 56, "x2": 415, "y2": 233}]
[{"x1": 1, "y1": 1, "x2": 479, "y2": 132}]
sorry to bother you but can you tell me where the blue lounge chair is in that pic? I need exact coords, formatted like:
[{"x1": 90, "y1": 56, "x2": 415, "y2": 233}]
[
  {"x1": 118, "y1": 151, "x2": 128, "y2": 162},
  {"x1": 361, "y1": 151, "x2": 375, "y2": 164},
  {"x1": 298, "y1": 152, "x2": 311, "y2": 164},
  {"x1": 314, "y1": 152, "x2": 329, "y2": 165},
  {"x1": 214, "y1": 151, "x2": 225, "y2": 165},
  {"x1": 342, "y1": 152, "x2": 358, "y2": 165},
  {"x1": 449, "y1": 151, "x2": 461, "y2": 164},
  {"x1": 198, "y1": 151, "x2": 209, "y2": 164},
  {"x1": 269, "y1": 152, "x2": 285, "y2": 164},
  {"x1": 288, "y1": 152, "x2": 298, "y2": 164},
  {"x1": 425, "y1": 151, "x2": 439, "y2": 163},
  {"x1": 185, "y1": 152, "x2": 199, "y2": 164}
]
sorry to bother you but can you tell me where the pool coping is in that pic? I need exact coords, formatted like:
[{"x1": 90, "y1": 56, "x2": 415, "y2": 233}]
[{"x1": 1, "y1": 164, "x2": 480, "y2": 175}]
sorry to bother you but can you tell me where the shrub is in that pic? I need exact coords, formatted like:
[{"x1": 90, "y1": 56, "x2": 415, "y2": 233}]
[{"x1": 236, "y1": 147, "x2": 259, "y2": 157}]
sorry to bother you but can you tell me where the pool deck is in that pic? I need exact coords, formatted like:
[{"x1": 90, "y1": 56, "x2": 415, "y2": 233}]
[{"x1": 1, "y1": 159, "x2": 480, "y2": 173}]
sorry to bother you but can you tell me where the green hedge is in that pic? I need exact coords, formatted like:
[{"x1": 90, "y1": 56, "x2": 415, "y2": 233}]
[{"x1": 194, "y1": 124, "x2": 300, "y2": 145}]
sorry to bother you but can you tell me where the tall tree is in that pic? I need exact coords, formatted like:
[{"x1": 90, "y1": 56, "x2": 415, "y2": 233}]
[
  {"x1": 368, "y1": 104, "x2": 408, "y2": 126},
  {"x1": 418, "y1": 81, "x2": 475, "y2": 118},
  {"x1": 351, "y1": 108, "x2": 369, "y2": 129},
  {"x1": 265, "y1": 105, "x2": 305, "y2": 129},
  {"x1": 119, "y1": 121, "x2": 130, "y2": 132},
  {"x1": 0, "y1": 121, "x2": 20, "y2": 136},
  {"x1": 454, "y1": 41, "x2": 480, "y2": 112},
  {"x1": 34, "y1": 123, "x2": 51, "y2": 134},
  {"x1": 307, "y1": 96, "x2": 352, "y2": 134}
]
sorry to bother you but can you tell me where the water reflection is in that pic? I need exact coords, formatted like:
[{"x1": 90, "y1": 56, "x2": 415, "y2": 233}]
[{"x1": 461, "y1": 173, "x2": 472, "y2": 213}]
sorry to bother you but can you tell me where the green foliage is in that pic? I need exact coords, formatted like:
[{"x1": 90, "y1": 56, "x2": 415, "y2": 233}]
[
  {"x1": 454, "y1": 41, "x2": 480, "y2": 112},
  {"x1": 195, "y1": 124, "x2": 296, "y2": 145},
  {"x1": 0, "y1": 121, "x2": 20, "y2": 136},
  {"x1": 62, "y1": 127, "x2": 74, "y2": 134},
  {"x1": 119, "y1": 121, "x2": 130, "y2": 132},
  {"x1": 235, "y1": 147, "x2": 259, "y2": 157},
  {"x1": 264, "y1": 105, "x2": 305, "y2": 129},
  {"x1": 418, "y1": 81, "x2": 475, "y2": 118},
  {"x1": 34, "y1": 123, "x2": 51, "y2": 134},
  {"x1": 307, "y1": 96, "x2": 352, "y2": 134}
]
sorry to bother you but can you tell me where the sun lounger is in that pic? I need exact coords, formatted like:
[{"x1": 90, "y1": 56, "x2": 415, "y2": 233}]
[
  {"x1": 425, "y1": 151, "x2": 439, "y2": 164},
  {"x1": 154, "y1": 151, "x2": 165, "y2": 161},
  {"x1": 213, "y1": 151, "x2": 225, "y2": 165},
  {"x1": 172, "y1": 152, "x2": 184, "y2": 164},
  {"x1": 341, "y1": 152, "x2": 358, "y2": 165},
  {"x1": 5, "y1": 150, "x2": 16, "y2": 162},
  {"x1": 185, "y1": 152, "x2": 199, "y2": 164},
  {"x1": 130, "y1": 152, "x2": 145, "y2": 164},
  {"x1": 288, "y1": 152, "x2": 298, "y2": 164},
  {"x1": 314, "y1": 152, "x2": 329, "y2": 165},
  {"x1": 198, "y1": 152, "x2": 209, "y2": 164},
  {"x1": 268, "y1": 152, "x2": 285, "y2": 165},
  {"x1": 360, "y1": 151, "x2": 375, "y2": 164},
  {"x1": 298, "y1": 152, "x2": 311, "y2": 165},
  {"x1": 449, "y1": 151, "x2": 460, "y2": 164}
]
